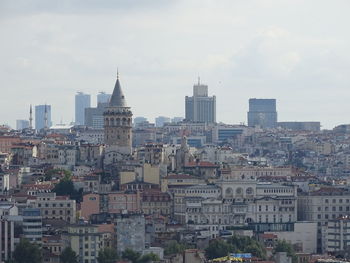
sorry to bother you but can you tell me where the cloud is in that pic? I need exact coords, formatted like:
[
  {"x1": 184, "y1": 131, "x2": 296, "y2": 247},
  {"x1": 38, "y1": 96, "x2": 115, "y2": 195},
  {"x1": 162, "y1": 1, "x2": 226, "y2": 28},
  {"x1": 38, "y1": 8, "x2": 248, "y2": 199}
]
[{"x1": 0, "y1": 0, "x2": 350, "y2": 129}]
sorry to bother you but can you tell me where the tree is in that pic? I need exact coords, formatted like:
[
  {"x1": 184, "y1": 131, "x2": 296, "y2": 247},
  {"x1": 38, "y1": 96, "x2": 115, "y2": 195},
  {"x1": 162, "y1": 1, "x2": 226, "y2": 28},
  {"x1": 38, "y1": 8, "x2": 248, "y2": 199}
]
[
  {"x1": 60, "y1": 247, "x2": 78, "y2": 263},
  {"x1": 45, "y1": 169, "x2": 72, "y2": 181},
  {"x1": 205, "y1": 239, "x2": 233, "y2": 260},
  {"x1": 13, "y1": 239, "x2": 42, "y2": 263},
  {"x1": 138, "y1": 253, "x2": 160, "y2": 263},
  {"x1": 164, "y1": 240, "x2": 186, "y2": 255},
  {"x1": 97, "y1": 247, "x2": 119, "y2": 263},
  {"x1": 122, "y1": 249, "x2": 141, "y2": 263},
  {"x1": 274, "y1": 240, "x2": 297, "y2": 263},
  {"x1": 228, "y1": 235, "x2": 266, "y2": 259},
  {"x1": 53, "y1": 175, "x2": 82, "y2": 202}
]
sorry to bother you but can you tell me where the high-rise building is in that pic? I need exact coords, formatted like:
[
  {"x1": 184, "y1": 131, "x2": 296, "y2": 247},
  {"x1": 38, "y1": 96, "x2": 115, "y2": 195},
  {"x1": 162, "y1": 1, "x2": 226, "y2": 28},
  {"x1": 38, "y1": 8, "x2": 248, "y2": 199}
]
[
  {"x1": 155, "y1": 116, "x2": 171, "y2": 127},
  {"x1": 97, "y1": 92, "x2": 111, "y2": 104},
  {"x1": 172, "y1": 117, "x2": 184, "y2": 123},
  {"x1": 16, "y1": 120, "x2": 29, "y2": 130},
  {"x1": 247, "y1": 98, "x2": 277, "y2": 128},
  {"x1": 104, "y1": 73, "x2": 133, "y2": 154},
  {"x1": 134, "y1": 117, "x2": 148, "y2": 127},
  {"x1": 185, "y1": 79, "x2": 216, "y2": 123},
  {"x1": 75, "y1": 92, "x2": 91, "y2": 125},
  {"x1": 85, "y1": 103, "x2": 108, "y2": 129},
  {"x1": 35, "y1": 105, "x2": 52, "y2": 131},
  {"x1": 22, "y1": 208, "x2": 42, "y2": 244}
]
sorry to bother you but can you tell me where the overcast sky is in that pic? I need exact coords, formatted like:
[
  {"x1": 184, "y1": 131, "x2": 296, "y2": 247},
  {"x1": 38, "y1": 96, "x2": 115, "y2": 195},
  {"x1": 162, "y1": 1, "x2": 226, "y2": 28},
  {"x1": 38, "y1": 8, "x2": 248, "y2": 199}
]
[{"x1": 1, "y1": 0, "x2": 349, "y2": 129}]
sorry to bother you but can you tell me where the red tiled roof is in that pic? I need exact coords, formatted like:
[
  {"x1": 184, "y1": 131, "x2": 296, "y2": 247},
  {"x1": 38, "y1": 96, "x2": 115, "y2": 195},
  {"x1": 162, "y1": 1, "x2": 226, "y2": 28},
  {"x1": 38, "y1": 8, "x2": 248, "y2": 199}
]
[{"x1": 260, "y1": 233, "x2": 278, "y2": 239}]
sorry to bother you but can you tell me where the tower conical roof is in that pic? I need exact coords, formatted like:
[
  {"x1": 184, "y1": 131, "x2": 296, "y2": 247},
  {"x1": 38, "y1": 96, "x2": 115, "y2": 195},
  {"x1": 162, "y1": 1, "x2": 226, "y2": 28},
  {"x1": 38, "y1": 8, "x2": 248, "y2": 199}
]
[{"x1": 109, "y1": 75, "x2": 127, "y2": 107}]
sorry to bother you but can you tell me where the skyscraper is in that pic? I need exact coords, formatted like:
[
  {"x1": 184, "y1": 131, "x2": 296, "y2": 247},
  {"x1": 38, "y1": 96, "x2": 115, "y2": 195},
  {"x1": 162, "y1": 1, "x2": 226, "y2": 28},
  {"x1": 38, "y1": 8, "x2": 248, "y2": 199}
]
[
  {"x1": 75, "y1": 92, "x2": 91, "y2": 125},
  {"x1": 185, "y1": 79, "x2": 216, "y2": 123},
  {"x1": 16, "y1": 120, "x2": 29, "y2": 130},
  {"x1": 155, "y1": 116, "x2": 171, "y2": 127},
  {"x1": 247, "y1": 98, "x2": 277, "y2": 128},
  {"x1": 97, "y1": 92, "x2": 111, "y2": 104},
  {"x1": 104, "y1": 73, "x2": 133, "y2": 154},
  {"x1": 35, "y1": 105, "x2": 52, "y2": 130},
  {"x1": 85, "y1": 103, "x2": 108, "y2": 129}
]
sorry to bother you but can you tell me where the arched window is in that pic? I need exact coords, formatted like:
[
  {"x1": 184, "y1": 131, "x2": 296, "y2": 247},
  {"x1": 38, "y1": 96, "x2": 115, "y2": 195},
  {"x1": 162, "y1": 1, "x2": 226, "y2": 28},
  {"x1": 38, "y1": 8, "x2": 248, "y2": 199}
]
[
  {"x1": 246, "y1": 187, "x2": 254, "y2": 196},
  {"x1": 225, "y1": 187, "x2": 233, "y2": 198},
  {"x1": 236, "y1": 187, "x2": 243, "y2": 196}
]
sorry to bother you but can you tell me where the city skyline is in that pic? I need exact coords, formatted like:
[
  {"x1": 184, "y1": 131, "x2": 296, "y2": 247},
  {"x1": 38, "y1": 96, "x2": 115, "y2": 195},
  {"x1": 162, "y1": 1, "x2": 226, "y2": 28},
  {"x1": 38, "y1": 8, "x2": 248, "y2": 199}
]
[{"x1": 1, "y1": 0, "x2": 350, "y2": 129}]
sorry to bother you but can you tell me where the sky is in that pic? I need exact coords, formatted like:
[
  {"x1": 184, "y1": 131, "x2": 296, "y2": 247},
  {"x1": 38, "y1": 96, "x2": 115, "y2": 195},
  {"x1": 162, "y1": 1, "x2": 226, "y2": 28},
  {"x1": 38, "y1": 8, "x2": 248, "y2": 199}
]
[{"x1": 0, "y1": 0, "x2": 350, "y2": 129}]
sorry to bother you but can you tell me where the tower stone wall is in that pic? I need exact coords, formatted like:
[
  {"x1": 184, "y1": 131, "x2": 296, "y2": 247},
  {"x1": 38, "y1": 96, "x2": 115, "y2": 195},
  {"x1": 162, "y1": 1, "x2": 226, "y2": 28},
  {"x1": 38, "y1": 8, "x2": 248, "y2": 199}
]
[{"x1": 103, "y1": 74, "x2": 133, "y2": 155}]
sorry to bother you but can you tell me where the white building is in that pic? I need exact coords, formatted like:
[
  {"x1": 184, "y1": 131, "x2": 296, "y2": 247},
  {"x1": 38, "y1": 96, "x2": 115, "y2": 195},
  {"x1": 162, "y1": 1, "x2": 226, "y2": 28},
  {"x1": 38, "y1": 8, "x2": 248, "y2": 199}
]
[{"x1": 298, "y1": 188, "x2": 350, "y2": 253}]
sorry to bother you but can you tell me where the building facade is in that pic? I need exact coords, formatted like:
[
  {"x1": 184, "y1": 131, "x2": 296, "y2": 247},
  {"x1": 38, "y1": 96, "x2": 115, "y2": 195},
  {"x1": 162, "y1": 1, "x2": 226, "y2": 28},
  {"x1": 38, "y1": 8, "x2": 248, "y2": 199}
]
[
  {"x1": 247, "y1": 99, "x2": 277, "y2": 128},
  {"x1": 185, "y1": 80, "x2": 216, "y2": 123},
  {"x1": 35, "y1": 105, "x2": 52, "y2": 130},
  {"x1": 62, "y1": 224, "x2": 103, "y2": 263},
  {"x1": 298, "y1": 188, "x2": 350, "y2": 253},
  {"x1": 104, "y1": 74, "x2": 133, "y2": 155},
  {"x1": 97, "y1": 92, "x2": 111, "y2": 104},
  {"x1": 16, "y1": 120, "x2": 29, "y2": 130},
  {"x1": 75, "y1": 92, "x2": 91, "y2": 125}
]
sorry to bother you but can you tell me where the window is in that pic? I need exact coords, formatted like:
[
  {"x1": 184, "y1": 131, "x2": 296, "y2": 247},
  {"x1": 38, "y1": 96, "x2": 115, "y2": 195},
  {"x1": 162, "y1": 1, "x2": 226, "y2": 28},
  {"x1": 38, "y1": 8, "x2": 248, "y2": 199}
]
[{"x1": 325, "y1": 199, "x2": 329, "y2": 203}]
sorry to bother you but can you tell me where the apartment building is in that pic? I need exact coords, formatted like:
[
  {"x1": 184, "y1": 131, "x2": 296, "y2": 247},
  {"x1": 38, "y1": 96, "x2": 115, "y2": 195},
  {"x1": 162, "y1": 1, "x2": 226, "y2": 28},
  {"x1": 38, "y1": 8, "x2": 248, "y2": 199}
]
[
  {"x1": 62, "y1": 224, "x2": 103, "y2": 263},
  {"x1": 298, "y1": 187, "x2": 350, "y2": 253},
  {"x1": 30, "y1": 193, "x2": 76, "y2": 224}
]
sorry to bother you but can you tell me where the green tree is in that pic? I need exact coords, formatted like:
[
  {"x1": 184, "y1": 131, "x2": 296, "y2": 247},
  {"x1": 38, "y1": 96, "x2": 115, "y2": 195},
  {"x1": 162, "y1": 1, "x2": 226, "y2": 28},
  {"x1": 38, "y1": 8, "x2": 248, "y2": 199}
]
[
  {"x1": 164, "y1": 240, "x2": 186, "y2": 255},
  {"x1": 13, "y1": 239, "x2": 42, "y2": 263},
  {"x1": 97, "y1": 247, "x2": 119, "y2": 263},
  {"x1": 274, "y1": 240, "x2": 297, "y2": 263},
  {"x1": 60, "y1": 247, "x2": 78, "y2": 263},
  {"x1": 205, "y1": 239, "x2": 233, "y2": 260},
  {"x1": 137, "y1": 253, "x2": 160, "y2": 263},
  {"x1": 228, "y1": 235, "x2": 266, "y2": 259},
  {"x1": 45, "y1": 169, "x2": 72, "y2": 181},
  {"x1": 53, "y1": 176, "x2": 82, "y2": 202},
  {"x1": 122, "y1": 249, "x2": 141, "y2": 263}
]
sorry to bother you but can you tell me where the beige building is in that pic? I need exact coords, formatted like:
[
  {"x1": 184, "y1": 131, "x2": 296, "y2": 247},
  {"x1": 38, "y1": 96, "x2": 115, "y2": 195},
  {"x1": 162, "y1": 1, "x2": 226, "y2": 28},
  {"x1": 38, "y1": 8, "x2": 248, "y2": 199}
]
[
  {"x1": 266, "y1": 222, "x2": 317, "y2": 254},
  {"x1": 62, "y1": 224, "x2": 103, "y2": 263},
  {"x1": 161, "y1": 173, "x2": 205, "y2": 192},
  {"x1": 229, "y1": 166, "x2": 295, "y2": 179},
  {"x1": 30, "y1": 192, "x2": 76, "y2": 224},
  {"x1": 143, "y1": 163, "x2": 160, "y2": 185}
]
